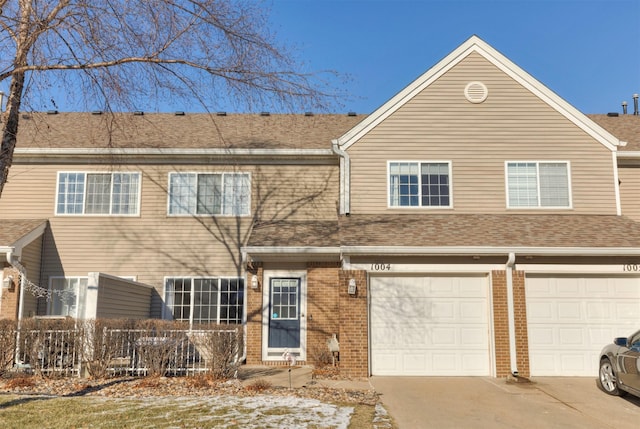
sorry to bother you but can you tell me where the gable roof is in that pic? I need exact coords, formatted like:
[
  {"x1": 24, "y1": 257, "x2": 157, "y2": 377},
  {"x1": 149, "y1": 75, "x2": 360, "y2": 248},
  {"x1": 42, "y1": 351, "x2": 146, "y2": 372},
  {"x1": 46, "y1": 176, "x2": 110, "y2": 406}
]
[
  {"x1": 0, "y1": 219, "x2": 48, "y2": 259},
  {"x1": 335, "y1": 35, "x2": 623, "y2": 152}
]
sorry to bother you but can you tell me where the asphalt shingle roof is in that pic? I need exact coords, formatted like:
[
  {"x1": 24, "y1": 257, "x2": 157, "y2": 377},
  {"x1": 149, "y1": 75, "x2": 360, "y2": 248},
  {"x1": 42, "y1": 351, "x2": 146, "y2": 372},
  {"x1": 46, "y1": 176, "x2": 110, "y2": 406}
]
[
  {"x1": 589, "y1": 114, "x2": 640, "y2": 152},
  {"x1": 250, "y1": 220, "x2": 340, "y2": 248},
  {"x1": 339, "y1": 214, "x2": 640, "y2": 248},
  {"x1": 13, "y1": 112, "x2": 364, "y2": 150},
  {"x1": 247, "y1": 214, "x2": 640, "y2": 250},
  {"x1": 0, "y1": 219, "x2": 47, "y2": 246}
]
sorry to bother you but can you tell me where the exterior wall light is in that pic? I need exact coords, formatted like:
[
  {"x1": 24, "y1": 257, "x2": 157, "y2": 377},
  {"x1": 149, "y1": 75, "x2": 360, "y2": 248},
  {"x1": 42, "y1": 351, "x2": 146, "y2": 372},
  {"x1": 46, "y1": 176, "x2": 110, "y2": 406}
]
[
  {"x1": 251, "y1": 274, "x2": 259, "y2": 290},
  {"x1": 2, "y1": 275, "x2": 13, "y2": 289},
  {"x1": 348, "y1": 278, "x2": 357, "y2": 295}
]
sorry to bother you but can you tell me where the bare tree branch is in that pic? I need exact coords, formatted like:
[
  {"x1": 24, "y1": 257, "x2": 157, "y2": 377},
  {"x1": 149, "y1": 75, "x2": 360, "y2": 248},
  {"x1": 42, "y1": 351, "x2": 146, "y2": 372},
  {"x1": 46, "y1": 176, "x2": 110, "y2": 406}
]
[{"x1": 0, "y1": 0, "x2": 344, "y2": 197}]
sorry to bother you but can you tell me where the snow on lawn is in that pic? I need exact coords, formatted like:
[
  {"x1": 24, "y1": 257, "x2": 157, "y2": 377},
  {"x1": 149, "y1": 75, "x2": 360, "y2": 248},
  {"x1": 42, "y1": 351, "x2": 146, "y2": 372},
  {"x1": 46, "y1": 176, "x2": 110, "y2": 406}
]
[{"x1": 158, "y1": 394, "x2": 354, "y2": 429}]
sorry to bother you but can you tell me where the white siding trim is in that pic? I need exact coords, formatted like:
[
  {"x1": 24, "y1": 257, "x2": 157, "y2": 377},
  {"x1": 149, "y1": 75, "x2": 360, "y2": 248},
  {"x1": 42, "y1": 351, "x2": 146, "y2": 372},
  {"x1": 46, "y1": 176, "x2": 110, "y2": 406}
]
[{"x1": 612, "y1": 151, "x2": 622, "y2": 216}]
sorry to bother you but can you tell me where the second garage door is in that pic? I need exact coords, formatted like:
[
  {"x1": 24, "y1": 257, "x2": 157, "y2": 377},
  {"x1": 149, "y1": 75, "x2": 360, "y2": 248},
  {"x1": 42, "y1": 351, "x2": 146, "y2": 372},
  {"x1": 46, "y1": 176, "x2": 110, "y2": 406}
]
[
  {"x1": 526, "y1": 275, "x2": 640, "y2": 376},
  {"x1": 370, "y1": 275, "x2": 491, "y2": 376}
]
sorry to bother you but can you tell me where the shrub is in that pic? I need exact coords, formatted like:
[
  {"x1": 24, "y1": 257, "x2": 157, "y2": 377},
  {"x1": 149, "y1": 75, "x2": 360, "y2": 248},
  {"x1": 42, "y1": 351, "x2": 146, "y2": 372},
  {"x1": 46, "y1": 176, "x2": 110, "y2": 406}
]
[
  {"x1": 0, "y1": 320, "x2": 17, "y2": 376},
  {"x1": 245, "y1": 378, "x2": 272, "y2": 392}
]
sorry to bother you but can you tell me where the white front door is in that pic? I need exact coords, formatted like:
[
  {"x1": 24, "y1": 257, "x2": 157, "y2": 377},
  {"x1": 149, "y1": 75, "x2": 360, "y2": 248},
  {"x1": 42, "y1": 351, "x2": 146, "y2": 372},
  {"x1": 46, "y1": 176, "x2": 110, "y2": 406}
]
[
  {"x1": 370, "y1": 275, "x2": 491, "y2": 376},
  {"x1": 526, "y1": 275, "x2": 640, "y2": 376}
]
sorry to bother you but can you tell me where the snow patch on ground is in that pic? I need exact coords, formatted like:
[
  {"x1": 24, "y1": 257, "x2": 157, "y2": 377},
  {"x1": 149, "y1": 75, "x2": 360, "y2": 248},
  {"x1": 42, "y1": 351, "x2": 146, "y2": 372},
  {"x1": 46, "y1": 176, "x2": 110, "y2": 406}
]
[{"x1": 155, "y1": 394, "x2": 354, "y2": 429}]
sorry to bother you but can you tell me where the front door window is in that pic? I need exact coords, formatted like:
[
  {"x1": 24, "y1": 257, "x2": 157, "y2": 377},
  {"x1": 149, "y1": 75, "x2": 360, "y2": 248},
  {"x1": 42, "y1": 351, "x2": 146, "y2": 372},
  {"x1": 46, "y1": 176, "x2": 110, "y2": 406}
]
[{"x1": 268, "y1": 278, "x2": 301, "y2": 349}]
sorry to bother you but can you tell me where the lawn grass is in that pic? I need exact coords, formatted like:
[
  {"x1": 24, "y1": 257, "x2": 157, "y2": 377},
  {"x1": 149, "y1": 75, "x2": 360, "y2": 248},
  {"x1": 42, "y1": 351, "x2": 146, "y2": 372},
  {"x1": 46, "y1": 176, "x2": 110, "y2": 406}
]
[{"x1": 0, "y1": 394, "x2": 379, "y2": 428}]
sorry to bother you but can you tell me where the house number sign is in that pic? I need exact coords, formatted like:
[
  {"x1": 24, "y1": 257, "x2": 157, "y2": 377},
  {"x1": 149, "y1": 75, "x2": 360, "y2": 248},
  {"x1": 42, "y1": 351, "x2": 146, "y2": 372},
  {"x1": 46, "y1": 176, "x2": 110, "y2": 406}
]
[
  {"x1": 371, "y1": 263, "x2": 391, "y2": 271},
  {"x1": 623, "y1": 264, "x2": 640, "y2": 272}
]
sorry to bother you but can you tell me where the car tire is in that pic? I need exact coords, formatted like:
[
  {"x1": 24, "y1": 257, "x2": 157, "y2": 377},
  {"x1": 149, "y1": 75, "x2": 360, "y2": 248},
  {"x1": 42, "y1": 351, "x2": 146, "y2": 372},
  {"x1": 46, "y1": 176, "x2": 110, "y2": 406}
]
[{"x1": 598, "y1": 358, "x2": 627, "y2": 396}]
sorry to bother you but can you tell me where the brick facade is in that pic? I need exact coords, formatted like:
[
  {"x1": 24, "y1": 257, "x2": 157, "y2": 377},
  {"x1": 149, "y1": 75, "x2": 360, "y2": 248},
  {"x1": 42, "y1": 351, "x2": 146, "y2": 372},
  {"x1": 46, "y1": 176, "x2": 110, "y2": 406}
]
[
  {"x1": 0, "y1": 268, "x2": 20, "y2": 320},
  {"x1": 246, "y1": 265, "x2": 530, "y2": 379},
  {"x1": 244, "y1": 263, "x2": 345, "y2": 367},
  {"x1": 306, "y1": 262, "x2": 341, "y2": 365}
]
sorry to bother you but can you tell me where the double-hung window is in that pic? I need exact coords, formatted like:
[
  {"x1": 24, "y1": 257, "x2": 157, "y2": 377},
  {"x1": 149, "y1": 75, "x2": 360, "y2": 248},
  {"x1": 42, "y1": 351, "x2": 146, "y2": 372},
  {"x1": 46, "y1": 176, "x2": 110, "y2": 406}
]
[
  {"x1": 165, "y1": 277, "x2": 244, "y2": 324},
  {"x1": 56, "y1": 172, "x2": 140, "y2": 215},
  {"x1": 168, "y1": 172, "x2": 250, "y2": 216},
  {"x1": 388, "y1": 161, "x2": 452, "y2": 208},
  {"x1": 506, "y1": 161, "x2": 571, "y2": 208}
]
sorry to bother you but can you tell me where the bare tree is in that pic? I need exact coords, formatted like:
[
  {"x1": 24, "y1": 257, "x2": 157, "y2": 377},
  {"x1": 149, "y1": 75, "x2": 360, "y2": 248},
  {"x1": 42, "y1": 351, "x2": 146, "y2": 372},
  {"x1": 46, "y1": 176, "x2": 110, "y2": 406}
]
[{"x1": 0, "y1": 0, "x2": 337, "y2": 197}]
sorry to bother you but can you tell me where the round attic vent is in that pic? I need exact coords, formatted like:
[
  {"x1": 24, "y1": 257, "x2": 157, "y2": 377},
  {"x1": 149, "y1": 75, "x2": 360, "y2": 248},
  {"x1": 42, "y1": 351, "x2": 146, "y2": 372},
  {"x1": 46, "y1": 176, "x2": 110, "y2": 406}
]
[{"x1": 464, "y1": 81, "x2": 488, "y2": 103}]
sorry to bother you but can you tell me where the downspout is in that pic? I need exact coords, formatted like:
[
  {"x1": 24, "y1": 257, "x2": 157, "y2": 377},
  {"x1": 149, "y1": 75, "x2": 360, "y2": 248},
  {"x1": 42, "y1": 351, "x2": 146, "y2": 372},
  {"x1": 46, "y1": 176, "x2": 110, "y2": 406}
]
[
  {"x1": 506, "y1": 252, "x2": 518, "y2": 376},
  {"x1": 331, "y1": 139, "x2": 350, "y2": 215}
]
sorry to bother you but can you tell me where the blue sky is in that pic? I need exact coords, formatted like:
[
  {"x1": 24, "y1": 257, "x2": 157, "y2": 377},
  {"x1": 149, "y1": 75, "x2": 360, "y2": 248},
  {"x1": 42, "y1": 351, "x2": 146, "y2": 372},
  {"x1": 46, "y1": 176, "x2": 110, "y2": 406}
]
[{"x1": 269, "y1": 0, "x2": 640, "y2": 114}]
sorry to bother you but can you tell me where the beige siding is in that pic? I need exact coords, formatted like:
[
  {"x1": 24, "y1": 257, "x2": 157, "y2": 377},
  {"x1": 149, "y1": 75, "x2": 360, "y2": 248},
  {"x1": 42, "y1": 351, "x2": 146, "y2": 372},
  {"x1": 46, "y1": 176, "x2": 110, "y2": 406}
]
[
  {"x1": 0, "y1": 161, "x2": 337, "y2": 317},
  {"x1": 20, "y1": 236, "x2": 43, "y2": 318},
  {"x1": 96, "y1": 275, "x2": 152, "y2": 319},
  {"x1": 619, "y1": 165, "x2": 640, "y2": 222},
  {"x1": 347, "y1": 53, "x2": 618, "y2": 215}
]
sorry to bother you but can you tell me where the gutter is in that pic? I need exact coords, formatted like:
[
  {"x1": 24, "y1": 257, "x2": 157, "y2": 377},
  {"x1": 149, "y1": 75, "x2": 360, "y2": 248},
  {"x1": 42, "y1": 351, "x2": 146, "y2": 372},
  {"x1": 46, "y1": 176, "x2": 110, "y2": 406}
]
[
  {"x1": 339, "y1": 246, "x2": 640, "y2": 257},
  {"x1": 331, "y1": 139, "x2": 350, "y2": 215},
  {"x1": 505, "y1": 252, "x2": 518, "y2": 377},
  {"x1": 15, "y1": 147, "x2": 336, "y2": 157}
]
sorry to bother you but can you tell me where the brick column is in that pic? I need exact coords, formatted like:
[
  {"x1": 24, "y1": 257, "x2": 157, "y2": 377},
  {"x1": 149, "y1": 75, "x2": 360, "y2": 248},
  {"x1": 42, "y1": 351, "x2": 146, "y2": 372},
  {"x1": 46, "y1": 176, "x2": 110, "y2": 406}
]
[
  {"x1": 338, "y1": 269, "x2": 368, "y2": 377},
  {"x1": 512, "y1": 270, "x2": 530, "y2": 378},
  {"x1": 491, "y1": 269, "x2": 530, "y2": 378},
  {"x1": 245, "y1": 264, "x2": 263, "y2": 364},
  {"x1": 492, "y1": 270, "x2": 510, "y2": 377}
]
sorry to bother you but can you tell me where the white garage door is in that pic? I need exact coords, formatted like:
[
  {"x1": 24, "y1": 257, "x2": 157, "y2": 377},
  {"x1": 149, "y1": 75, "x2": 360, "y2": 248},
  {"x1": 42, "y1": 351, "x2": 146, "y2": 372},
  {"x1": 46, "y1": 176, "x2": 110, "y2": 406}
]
[
  {"x1": 526, "y1": 275, "x2": 640, "y2": 376},
  {"x1": 370, "y1": 275, "x2": 490, "y2": 376}
]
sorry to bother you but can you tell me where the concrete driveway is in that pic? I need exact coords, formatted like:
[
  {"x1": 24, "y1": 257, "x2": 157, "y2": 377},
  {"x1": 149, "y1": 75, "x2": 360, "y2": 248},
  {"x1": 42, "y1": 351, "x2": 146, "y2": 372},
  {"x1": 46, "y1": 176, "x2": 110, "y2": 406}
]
[{"x1": 370, "y1": 377, "x2": 640, "y2": 429}]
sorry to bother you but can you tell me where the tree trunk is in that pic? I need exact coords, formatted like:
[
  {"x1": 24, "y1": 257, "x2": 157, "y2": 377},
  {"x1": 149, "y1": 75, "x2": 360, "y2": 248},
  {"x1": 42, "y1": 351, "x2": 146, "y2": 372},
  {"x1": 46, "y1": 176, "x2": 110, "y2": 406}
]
[{"x1": 0, "y1": 72, "x2": 26, "y2": 197}]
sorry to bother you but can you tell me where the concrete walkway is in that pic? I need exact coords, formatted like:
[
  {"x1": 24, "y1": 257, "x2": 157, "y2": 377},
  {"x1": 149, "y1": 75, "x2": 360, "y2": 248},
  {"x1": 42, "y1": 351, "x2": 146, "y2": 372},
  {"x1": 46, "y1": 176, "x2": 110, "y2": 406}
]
[{"x1": 237, "y1": 365, "x2": 373, "y2": 390}]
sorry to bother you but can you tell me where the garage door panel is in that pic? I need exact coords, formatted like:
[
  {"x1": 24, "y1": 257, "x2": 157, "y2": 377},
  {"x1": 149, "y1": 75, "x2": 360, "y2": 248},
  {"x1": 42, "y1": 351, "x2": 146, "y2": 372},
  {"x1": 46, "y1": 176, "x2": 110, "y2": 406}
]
[
  {"x1": 371, "y1": 275, "x2": 490, "y2": 376},
  {"x1": 617, "y1": 302, "x2": 640, "y2": 319},
  {"x1": 558, "y1": 327, "x2": 584, "y2": 345},
  {"x1": 585, "y1": 302, "x2": 611, "y2": 319},
  {"x1": 557, "y1": 302, "x2": 582, "y2": 320},
  {"x1": 527, "y1": 301, "x2": 554, "y2": 320},
  {"x1": 527, "y1": 276, "x2": 640, "y2": 376},
  {"x1": 461, "y1": 327, "x2": 488, "y2": 346}
]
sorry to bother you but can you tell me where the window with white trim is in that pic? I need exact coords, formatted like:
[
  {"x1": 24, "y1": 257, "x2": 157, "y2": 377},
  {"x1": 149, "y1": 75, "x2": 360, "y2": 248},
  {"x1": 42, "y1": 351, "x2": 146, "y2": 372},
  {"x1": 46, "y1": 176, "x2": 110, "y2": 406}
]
[
  {"x1": 168, "y1": 173, "x2": 250, "y2": 216},
  {"x1": 48, "y1": 277, "x2": 88, "y2": 317},
  {"x1": 165, "y1": 277, "x2": 244, "y2": 324},
  {"x1": 389, "y1": 161, "x2": 451, "y2": 207},
  {"x1": 56, "y1": 172, "x2": 140, "y2": 215},
  {"x1": 506, "y1": 161, "x2": 570, "y2": 208}
]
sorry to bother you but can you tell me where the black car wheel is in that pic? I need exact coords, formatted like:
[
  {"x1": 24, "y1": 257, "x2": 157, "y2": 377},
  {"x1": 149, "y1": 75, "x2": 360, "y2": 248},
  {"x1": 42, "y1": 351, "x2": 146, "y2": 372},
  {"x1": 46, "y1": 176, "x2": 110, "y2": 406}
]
[{"x1": 598, "y1": 358, "x2": 626, "y2": 396}]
